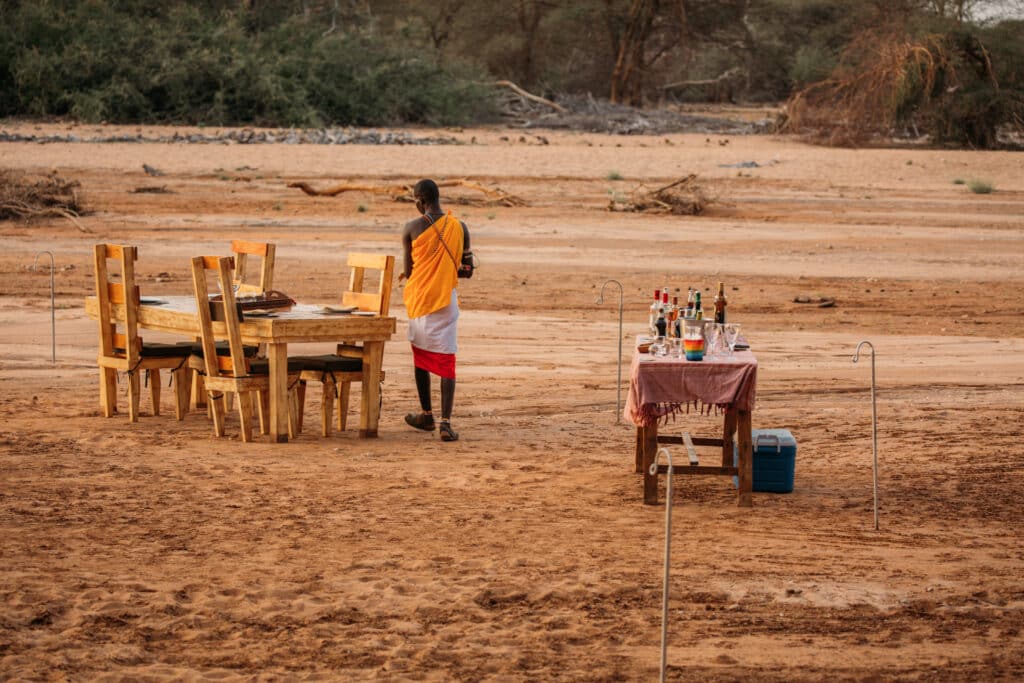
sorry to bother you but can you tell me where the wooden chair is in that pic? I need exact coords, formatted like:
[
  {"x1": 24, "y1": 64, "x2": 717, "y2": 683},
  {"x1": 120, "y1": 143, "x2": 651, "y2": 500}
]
[
  {"x1": 231, "y1": 239, "x2": 275, "y2": 295},
  {"x1": 192, "y1": 240, "x2": 272, "y2": 409},
  {"x1": 190, "y1": 255, "x2": 300, "y2": 442},
  {"x1": 295, "y1": 253, "x2": 395, "y2": 436},
  {"x1": 93, "y1": 244, "x2": 193, "y2": 422}
]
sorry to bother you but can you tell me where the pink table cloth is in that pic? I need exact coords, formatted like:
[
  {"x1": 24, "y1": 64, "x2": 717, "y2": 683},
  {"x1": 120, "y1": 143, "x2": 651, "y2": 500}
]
[{"x1": 624, "y1": 341, "x2": 758, "y2": 427}]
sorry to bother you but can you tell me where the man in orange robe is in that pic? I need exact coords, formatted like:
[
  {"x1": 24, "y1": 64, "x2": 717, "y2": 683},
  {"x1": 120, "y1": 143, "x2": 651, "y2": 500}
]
[{"x1": 400, "y1": 179, "x2": 471, "y2": 442}]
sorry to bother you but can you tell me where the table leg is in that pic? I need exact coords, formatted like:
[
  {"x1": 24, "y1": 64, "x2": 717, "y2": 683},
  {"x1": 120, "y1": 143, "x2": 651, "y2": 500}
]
[
  {"x1": 722, "y1": 409, "x2": 737, "y2": 467},
  {"x1": 635, "y1": 427, "x2": 643, "y2": 474},
  {"x1": 643, "y1": 424, "x2": 659, "y2": 505},
  {"x1": 737, "y1": 409, "x2": 753, "y2": 507},
  {"x1": 359, "y1": 341, "x2": 383, "y2": 438},
  {"x1": 268, "y1": 342, "x2": 289, "y2": 443}
]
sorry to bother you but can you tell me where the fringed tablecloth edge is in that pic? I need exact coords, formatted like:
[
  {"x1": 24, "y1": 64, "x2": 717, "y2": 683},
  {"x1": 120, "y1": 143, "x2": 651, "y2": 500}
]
[{"x1": 635, "y1": 400, "x2": 732, "y2": 428}]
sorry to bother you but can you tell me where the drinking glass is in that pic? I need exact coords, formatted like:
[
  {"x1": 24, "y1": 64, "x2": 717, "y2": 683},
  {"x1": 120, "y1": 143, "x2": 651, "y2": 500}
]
[
  {"x1": 724, "y1": 323, "x2": 741, "y2": 356},
  {"x1": 671, "y1": 337, "x2": 684, "y2": 358},
  {"x1": 705, "y1": 323, "x2": 722, "y2": 358},
  {"x1": 650, "y1": 336, "x2": 668, "y2": 357}
]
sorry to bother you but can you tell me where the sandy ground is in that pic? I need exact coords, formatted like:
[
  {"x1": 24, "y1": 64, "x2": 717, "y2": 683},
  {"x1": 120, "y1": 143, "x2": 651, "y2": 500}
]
[{"x1": 1, "y1": 122, "x2": 1023, "y2": 681}]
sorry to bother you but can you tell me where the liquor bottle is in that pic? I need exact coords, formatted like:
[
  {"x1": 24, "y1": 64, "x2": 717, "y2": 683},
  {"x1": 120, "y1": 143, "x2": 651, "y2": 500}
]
[
  {"x1": 714, "y1": 281, "x2": 727, "y2": 324},
  {"x1": 685, "y1": 288, "x2": 695, "y2": 319},
  {"x1": 694, "y1": 291, "x2": 703, "y2": 320},
  {"x1": 669, "y1": 295, "x2": 680, "y2": 338},
  {"x1": 655, "y1": 307, "x2": 667, "y2": 338},
  {"x1": 661, "y1": 291, "x2": 671, "y2": 335},
  {"x1": 649, "y1": 288, "x2": 661, "y2": 333}
]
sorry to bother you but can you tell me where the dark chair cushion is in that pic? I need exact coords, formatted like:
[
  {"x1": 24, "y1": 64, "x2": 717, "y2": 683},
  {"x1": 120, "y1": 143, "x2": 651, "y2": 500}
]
[
  {"x1": 191, "y1": 341, "x2": 259, "y2": 358},
  {"x1": 248, "y1": 358, "x2": 307, "y2": 375},
  {"x1": 292, "y1": 354, "x2": 363, "y2": 373},
  {"x1": 115, "y1": 341, "x2": 194, "y2": 359}
]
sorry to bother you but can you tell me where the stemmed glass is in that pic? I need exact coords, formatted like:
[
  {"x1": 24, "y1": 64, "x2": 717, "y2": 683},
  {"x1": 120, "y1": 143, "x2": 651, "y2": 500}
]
[{"x1": 724, "y1": 323, "x2": 741, "y2": 356}]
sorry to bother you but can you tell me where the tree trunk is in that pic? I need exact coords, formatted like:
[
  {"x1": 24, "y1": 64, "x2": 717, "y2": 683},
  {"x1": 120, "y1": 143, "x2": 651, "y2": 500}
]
[{"x1": 610, "y1": 0, "x2": 657, "y2": 106}]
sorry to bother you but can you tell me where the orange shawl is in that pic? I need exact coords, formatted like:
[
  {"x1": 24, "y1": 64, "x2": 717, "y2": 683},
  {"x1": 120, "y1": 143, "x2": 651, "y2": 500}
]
[{"x1": 403, "y1": 212, "x2": 463, "y2": 319}]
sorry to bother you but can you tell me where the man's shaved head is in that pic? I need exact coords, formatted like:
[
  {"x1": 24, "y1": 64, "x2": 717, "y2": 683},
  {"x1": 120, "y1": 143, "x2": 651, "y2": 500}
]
[{"x1": 413, "y1": 179, "x2": 440, "y2": 204}]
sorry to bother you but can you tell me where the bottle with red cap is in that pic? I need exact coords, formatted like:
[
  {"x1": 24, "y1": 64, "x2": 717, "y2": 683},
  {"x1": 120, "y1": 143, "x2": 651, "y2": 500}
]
[{"x1": 648, "y1": 288, "x2": 661, "y2": 335}]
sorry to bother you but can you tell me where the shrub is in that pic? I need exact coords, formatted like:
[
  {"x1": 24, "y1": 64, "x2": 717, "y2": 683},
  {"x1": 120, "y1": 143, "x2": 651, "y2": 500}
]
[
  {"x1": 967, "y1": 179, "x2": 994, "y2": 194},
  {"x1": 0, "y1": 2, "x2": 497, "y2": 127}
]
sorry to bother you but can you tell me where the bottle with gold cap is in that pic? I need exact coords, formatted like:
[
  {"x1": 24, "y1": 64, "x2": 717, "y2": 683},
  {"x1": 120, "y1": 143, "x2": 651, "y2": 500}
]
[{"x1": 714, "y1": 282, "x2": 727, "y2": 324}]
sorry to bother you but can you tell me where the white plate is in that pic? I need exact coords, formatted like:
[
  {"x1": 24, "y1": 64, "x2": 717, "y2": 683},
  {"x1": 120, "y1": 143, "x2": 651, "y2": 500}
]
[
  {"x1": 244, "y1": 309, "x2": 277, "y2": 317},
  {"x1": 321, "y1": 305, "x2": 357, "y2": 314},
  {"x1": 352, "y1": 311, "x2": 377, "y2": 317},
  {"x1": 140, "y1": 298, "x2": 167, "y2": 305}
]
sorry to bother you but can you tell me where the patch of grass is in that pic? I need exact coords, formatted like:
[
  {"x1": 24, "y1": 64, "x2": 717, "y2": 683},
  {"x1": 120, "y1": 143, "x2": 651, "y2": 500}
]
[
  {"x1": 967, "y1": 179, "x2": 994, "y2": 194},
  {"x1": 272, "y1": 202, "x2": 283, "y2": 211},
  {"x1": 606, "y1": 170, "x2": 623, "y2": 181},
  {"x1": 357, "y1": 204, "x2": 368, "y2": 212},
  {"x1": 218, "y1": 173, "x2": 231, "y2": 181},
  {"x1": 952, "y1": 178, "x2": 965, "y2": 184},
  {"x1": 486, "y1": 212, "x2": 496, "y2": 220}
]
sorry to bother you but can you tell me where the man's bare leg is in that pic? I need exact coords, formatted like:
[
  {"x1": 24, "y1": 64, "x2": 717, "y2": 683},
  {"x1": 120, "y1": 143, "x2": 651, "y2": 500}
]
[
  {"x1": 405, "y1": 367, "x2": 435, "y2": 431},
  {"x1": 440, "y1": 377, "x2": 458, "y2": 441}
]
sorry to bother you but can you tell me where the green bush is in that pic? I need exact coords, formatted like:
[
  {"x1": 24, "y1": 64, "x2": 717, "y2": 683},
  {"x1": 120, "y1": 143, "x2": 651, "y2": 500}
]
[
  {"x1": 0, "y1": 1, "x2": 497, "y2": 127},
  {"x1": 967, "y1": 179, "x2": 994, "y2": 194}
]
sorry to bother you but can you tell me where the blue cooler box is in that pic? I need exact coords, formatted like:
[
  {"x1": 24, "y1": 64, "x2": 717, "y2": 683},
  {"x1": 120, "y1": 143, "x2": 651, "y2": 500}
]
[{"x1": 733, "y1": 429, "x2": 797, "y2": 493}]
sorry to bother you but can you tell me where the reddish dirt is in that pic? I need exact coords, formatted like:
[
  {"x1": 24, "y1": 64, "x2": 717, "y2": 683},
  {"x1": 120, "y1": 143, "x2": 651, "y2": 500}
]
[{"x1": 1, "y1": 122, "x2": 1023, "y2": 680}]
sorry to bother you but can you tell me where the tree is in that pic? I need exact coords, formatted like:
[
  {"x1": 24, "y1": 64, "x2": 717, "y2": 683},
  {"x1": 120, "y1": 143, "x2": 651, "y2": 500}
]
[{"x1": 605, "y1": 0, "x2": 686, "y2": 105}]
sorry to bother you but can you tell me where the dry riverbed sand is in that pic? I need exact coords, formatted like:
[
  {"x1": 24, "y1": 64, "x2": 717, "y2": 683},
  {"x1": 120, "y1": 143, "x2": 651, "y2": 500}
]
[{"x1": 1, "y1": 122, "x2": 1023, "y2": 680}]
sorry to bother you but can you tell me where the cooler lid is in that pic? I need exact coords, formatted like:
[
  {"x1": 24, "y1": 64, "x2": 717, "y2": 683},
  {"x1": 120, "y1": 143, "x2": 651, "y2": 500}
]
[{"x1": 752, "y1": 428, "x2": 796, "y2": 453}]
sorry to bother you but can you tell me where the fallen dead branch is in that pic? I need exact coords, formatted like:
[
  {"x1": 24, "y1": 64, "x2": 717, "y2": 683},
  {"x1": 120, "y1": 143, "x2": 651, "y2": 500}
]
[
  {"x1": 794, "y1": 296, "x2": 836, "y2": 308},
  {"x1": 0, "y1": 170, "x2": 90, "y2": 231},
  {"x1": 608, "y1": 174, "x2": 713, "y2": 215},
  {"x1": 287, "y1": 179, "x2": 528, "y2": 207},
  {"x1": 492, "y1": 80, "x2": 567, "y2": 114}
]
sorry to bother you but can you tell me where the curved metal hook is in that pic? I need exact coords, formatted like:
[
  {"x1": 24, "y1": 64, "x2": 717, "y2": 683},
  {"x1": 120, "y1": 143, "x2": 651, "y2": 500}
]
[
  {"x1": 33, "y1": 250, "x2": 57, "y2": 365},
  {"x1": 650, "y1": 446, "x2": 672, "y2": 475},
  {"x1": 596, "y1": 278, "x2": 623, "y2": 305},
  {"x1": 596, "y1": 279, "x2": 625, "y2": 423},
  {"x1": 852, "y1": 339, "x2": 879, "y2": 531},
  {"x1": 852, "y1": 340, "x2": 874, "y2": 363},
  {"x1": 653, "y1": 444, "x2": 674, "y2": 683}
]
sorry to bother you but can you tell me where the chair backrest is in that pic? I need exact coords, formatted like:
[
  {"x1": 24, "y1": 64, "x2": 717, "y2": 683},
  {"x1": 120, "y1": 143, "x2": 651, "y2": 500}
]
[
  {"x1": 342, "y1": 253, "x2": 395, "y2": 315},
  {"x1": 191, "y1": 255, "x2": 248, "y2": 378},
  {"x1": 93, "y1": 243, "x2": 142, "y2": 363},
  {"x1": 231, "y1": 240, "x2": 275, "y2": 295}
]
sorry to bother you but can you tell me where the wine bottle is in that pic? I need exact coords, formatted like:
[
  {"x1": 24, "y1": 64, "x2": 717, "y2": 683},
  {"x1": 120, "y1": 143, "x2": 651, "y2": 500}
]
[
  {"x1": 694, "y1": 291, "x2": 703, "y2": 321},
  {"x1": 649, "y1": 288, "x2": 661, "y2": 334},
  {"x1": 714, "y1": 282, "x2": 727, "y2": 324}
]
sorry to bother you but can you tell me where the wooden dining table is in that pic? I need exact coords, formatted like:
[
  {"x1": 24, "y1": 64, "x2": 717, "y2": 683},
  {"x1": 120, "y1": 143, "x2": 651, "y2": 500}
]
[{"x1": 85, "y1": 295, "x2": 396, "y2": 442}]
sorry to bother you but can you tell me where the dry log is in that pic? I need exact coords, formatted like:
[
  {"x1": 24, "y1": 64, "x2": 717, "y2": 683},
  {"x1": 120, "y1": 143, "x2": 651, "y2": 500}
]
[
  {"x1": 288, "y1": 179, "x2": 528, "y2": 207},
  {"x1": 659, "y1": 67, "x2": 743, "y2": 92},
  {"x1": 492, "y1": 80, "x2": 567, "y2": 114}
]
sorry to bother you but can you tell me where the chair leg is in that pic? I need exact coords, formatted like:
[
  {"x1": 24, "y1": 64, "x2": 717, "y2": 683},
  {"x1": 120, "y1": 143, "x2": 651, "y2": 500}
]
[
  {"x1": 337, "y1": 381, "x2": 352, "y2": 431},
  {"x1": 257, "y1": 390, "x2": 269, "y2": 434},
  {"x1": 99, "y1": 367, "x2": 118, "y2": 417},
  {"x1": 288, "y1": 387, "x2": 300, "y2": 439},
  {"x1": 209, "y1": 391, "x2": 227, "y2": 437},
  {"x1": 172, "y1": 367, "x2": 190, "y2": 420},
  {"x1": 192, "y1": 372, "x2": 206, "y2": 410},
  {"x1": 295, "y1": 381, "x2": 307, "y2": 433},
  {"x1": 321, "y1": 376, "x2": 335, "y2": 437},
  {"x1": 237, "y1": 391, "x2": 256, "y2": 443},
  {"x1": 150, "y1": 369, "x2": 161, "y2": 416},
  {"x1": 127, "y1": 370, "x2": 142, "y2": 423}
]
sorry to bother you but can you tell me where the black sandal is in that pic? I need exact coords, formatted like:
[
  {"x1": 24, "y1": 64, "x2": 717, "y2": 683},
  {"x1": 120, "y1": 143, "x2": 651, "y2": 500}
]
[
  {"x1": 405, "y1": 412, "x2": 435, "y2": 432},
  {"x1": 439, "y1": 421, "x2": 459, "y2": 442}
]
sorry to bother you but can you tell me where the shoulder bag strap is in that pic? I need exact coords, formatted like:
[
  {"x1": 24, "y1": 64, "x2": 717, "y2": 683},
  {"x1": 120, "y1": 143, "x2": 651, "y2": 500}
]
[{"x1": 427, "y1": 213, "x2": 462, "y2": 271}]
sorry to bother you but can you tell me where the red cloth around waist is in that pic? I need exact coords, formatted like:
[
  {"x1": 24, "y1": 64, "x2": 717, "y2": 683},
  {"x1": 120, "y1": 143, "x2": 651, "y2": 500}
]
[{"x1": 411, "y1": 344, "x2": 456, "y2": 379}]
